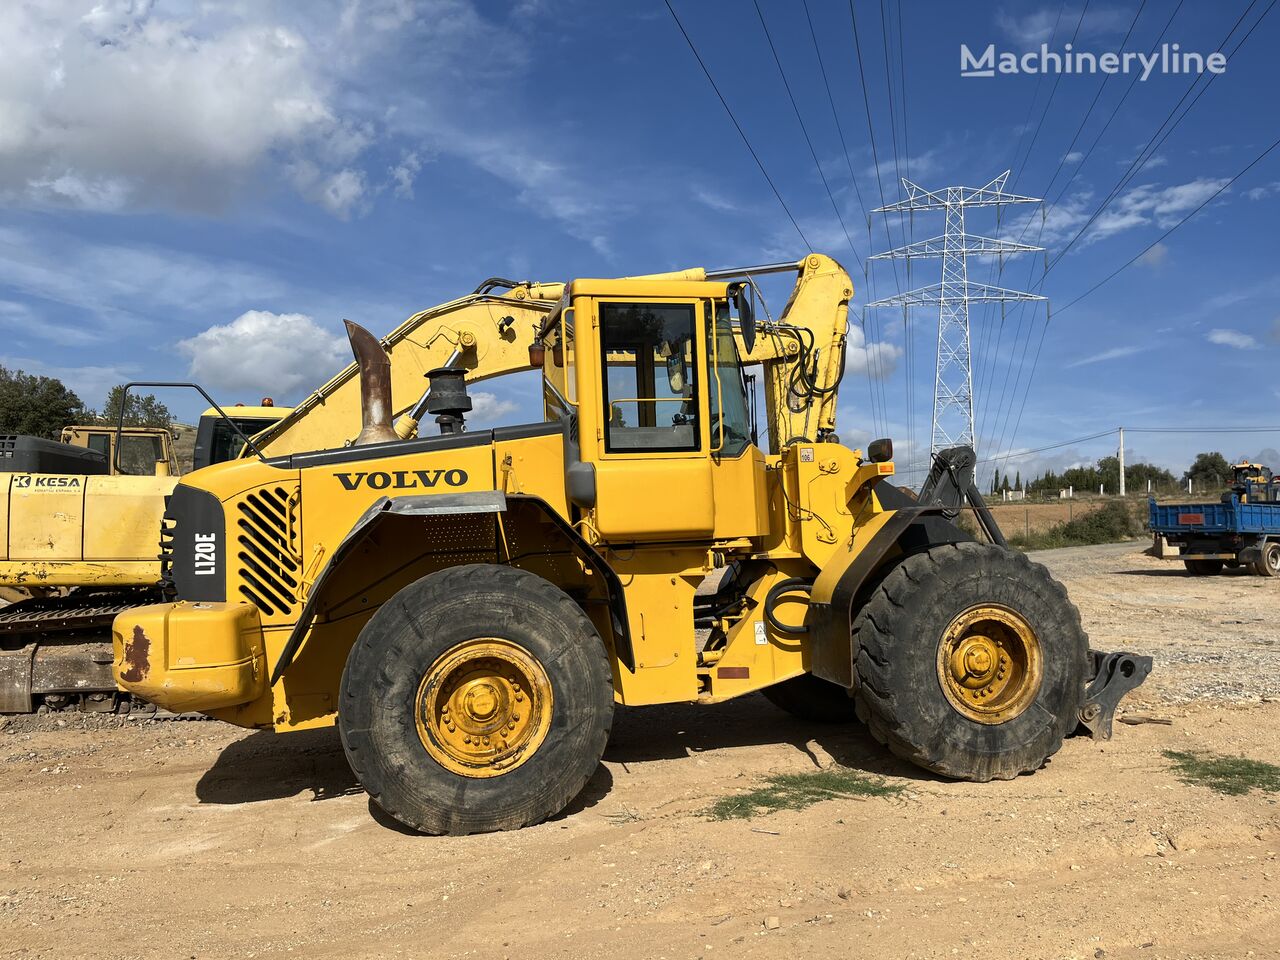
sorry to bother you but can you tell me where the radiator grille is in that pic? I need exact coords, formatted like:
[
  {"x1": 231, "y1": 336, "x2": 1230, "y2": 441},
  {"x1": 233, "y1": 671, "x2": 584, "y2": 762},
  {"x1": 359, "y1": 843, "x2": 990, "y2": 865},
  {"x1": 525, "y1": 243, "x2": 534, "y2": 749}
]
[{"x1": 235, "y1": 486, "x2": 300, "y2": 616}]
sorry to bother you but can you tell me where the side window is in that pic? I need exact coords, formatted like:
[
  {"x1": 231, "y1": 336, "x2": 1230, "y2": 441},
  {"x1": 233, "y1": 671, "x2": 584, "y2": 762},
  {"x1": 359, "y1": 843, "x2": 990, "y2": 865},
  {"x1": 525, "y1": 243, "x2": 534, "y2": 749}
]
[
  {"x1": 86, "y1": 433, "x2": 111, "y2": 458},
  {"x1": 118, "y1": 435, "x2": 164, "y2": 475},
  {"x1": 599, "y1": 302, "x2": 699, "y2": 453}
]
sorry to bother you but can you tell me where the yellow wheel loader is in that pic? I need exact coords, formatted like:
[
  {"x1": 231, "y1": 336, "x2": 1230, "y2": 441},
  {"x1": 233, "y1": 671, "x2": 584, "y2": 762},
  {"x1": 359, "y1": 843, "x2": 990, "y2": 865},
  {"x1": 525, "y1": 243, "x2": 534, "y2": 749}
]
[{"x1": 112, "y1": 254, "x2": 1149, "y2": 832}]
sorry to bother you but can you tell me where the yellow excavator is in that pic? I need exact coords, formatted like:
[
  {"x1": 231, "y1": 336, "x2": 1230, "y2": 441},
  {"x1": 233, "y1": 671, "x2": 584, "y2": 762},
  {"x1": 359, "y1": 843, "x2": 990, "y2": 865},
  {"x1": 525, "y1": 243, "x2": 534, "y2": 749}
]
[
  {"x1": 112, "y1": 253, "x2": 1150, "y2": 834},
  {"x1": 0, "y1": 276, "x2": 572, "y2": 713}
]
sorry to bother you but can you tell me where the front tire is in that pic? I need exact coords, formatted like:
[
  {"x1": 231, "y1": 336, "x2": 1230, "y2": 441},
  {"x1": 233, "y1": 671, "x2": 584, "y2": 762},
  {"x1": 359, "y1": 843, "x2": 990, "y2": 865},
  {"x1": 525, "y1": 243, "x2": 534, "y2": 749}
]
[
  {"x1": 339, "y1": 564, "x2": 613, "y2": 835},
  {"x1": 852, "y1": 543, "x2": 1089, "y2": 782}
]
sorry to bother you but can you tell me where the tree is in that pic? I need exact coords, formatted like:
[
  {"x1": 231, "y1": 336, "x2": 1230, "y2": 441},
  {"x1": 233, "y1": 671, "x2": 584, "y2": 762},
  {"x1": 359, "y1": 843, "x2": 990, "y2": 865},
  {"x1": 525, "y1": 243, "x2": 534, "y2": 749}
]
[
  {"x1": 1014, "y1": 470, "x2": 1021, "y2": 491},
  {"x1": 96, "y1": 384, "x2": 173, "y2": 428},
  {"x1": 992, "y1": 469, "x2": 1001, "y2": 495},
  {"x1": 1184, "y1": 451, "x2": 1232, "y2": 490},
  {"x1": 0, "y1": 365, "x2": 87, "y2": 438}
]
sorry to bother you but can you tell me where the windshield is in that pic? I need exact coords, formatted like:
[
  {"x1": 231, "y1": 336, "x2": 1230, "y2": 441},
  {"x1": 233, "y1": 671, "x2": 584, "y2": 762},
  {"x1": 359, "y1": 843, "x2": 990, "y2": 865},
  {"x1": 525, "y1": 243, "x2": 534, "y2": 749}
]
[
  {"x1": 210, "y1": 417, "x2": 272, "y2": 464},
  {"x1": 707, "y1": 303, "x2": 752, "y2": 458}
]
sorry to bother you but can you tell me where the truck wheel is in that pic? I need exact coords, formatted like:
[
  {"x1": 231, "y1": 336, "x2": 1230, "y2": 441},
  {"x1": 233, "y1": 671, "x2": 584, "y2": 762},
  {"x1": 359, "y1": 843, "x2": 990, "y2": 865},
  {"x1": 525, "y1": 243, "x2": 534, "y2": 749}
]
[
  {"x1": 762, "y1": 674, "x2": 859, "y2": 723},
  {"x1": 1184, "y1": 559, "x2": 1225, "y2": 576},
  {"x1": 852, "y1": 543, "x2": 1088, "y2": 782},
  {"x1": 1253, "y1": 543, "x2": 1280, "y2": 578},
  {"x1": 338, "y1": 564, "x2": 613, "y2": 835}
]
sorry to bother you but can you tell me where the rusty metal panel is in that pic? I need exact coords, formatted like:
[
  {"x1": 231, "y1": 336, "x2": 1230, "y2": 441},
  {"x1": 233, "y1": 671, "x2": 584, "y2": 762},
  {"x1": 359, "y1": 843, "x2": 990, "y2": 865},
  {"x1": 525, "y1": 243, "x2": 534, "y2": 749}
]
[
  {"x1": 0, "y1": 644, "x2": 35, "y2": 713},
  {"x1": 30, "y1": 643, "x2": 116, "y2": 695}
]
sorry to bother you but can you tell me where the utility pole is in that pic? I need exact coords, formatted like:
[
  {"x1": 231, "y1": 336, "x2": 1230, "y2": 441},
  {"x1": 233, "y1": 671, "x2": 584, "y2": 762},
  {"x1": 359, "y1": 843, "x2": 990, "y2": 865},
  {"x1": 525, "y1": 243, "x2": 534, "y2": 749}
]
[
  {"x1": 867, "y1": 171, "x2": 1044, "y2": 461},
  {"x1": 1118, "y1": 426, "x2": 1125, "y2": 497}
]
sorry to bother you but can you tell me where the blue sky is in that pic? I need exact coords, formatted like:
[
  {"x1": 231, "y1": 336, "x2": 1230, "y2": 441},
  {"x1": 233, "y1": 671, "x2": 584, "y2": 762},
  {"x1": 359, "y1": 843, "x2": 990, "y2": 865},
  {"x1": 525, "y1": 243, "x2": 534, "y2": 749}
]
[{"x1": 0, "y1": 0, "x2": 1276, "y2": 482}]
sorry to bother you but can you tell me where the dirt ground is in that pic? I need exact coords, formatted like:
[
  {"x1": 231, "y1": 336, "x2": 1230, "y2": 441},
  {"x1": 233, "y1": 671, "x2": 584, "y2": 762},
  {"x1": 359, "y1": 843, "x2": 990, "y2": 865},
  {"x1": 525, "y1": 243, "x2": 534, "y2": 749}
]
[{"x1": 2, "y1": 542, "x2": 1278, "y2": 960}]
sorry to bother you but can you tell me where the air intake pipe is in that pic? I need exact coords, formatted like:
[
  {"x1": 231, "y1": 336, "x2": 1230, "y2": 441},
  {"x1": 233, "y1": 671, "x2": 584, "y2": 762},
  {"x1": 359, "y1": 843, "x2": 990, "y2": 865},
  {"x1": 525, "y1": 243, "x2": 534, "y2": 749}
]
[{"x1": 344, "y1": 319, "x2": 399, "y2": 446}]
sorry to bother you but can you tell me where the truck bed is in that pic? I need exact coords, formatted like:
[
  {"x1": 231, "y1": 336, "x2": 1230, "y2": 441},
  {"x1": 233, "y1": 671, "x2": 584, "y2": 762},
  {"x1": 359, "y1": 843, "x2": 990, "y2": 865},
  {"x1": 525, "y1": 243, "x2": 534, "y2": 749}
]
[{"x1": 1149, "y1": 496, "x2": 1280, "y2": 536}]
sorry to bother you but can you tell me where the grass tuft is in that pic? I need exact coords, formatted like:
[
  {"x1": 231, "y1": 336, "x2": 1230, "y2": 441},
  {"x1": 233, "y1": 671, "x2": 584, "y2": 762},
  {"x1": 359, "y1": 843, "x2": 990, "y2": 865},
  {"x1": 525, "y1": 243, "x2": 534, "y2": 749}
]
[
  {"x1": 707, "y1": 767, "x2": 902, "y2": 821},
  {"x1": 1163, "y1": 749, "x2": 1280, "y2": 796}
]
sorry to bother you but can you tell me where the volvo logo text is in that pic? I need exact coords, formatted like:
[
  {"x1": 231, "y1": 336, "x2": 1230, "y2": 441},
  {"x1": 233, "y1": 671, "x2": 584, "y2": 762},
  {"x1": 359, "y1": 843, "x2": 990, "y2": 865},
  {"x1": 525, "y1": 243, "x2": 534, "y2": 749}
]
[{"x1": 334, "y1": 469, "x2": 470, "y2": 491}]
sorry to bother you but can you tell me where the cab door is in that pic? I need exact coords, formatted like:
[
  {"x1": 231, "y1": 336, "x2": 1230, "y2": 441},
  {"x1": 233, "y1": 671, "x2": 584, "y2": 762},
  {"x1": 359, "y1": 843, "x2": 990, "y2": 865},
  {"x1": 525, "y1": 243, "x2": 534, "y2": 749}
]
[{"x1": 584, "y1": 297, "x2": 716, "y2": 542}]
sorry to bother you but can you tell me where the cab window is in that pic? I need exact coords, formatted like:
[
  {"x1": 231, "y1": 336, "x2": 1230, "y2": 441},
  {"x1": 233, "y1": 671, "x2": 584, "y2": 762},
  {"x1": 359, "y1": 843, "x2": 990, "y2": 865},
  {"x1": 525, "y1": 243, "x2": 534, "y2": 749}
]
[
  {"x1": 599, "y1": 302, "x2": 699, "y2": 454},
  {"x1": 86, "y1": 433, "x2": 111, "y2": 459},
  {"x1": 706, "y1": 303, "x2": 753, "y2": 458},
  {"x1": 118, "y1": 435, "x2": 164, "y2": 475}
]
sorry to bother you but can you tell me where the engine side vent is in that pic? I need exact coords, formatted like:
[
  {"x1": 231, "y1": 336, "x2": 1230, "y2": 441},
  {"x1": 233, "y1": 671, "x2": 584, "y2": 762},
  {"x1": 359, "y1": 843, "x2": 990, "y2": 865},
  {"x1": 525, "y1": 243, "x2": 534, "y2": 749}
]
[{"x1": 235, "y1": 486, "x2": 300, "y2": 616}]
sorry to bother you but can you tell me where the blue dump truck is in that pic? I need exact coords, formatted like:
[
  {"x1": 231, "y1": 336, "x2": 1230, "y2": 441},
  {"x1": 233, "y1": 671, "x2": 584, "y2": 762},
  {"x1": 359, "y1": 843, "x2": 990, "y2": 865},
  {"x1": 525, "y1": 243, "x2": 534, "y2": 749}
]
[{"x1": 1149, "y1": 462, "x2": 1280, "y2": 577}]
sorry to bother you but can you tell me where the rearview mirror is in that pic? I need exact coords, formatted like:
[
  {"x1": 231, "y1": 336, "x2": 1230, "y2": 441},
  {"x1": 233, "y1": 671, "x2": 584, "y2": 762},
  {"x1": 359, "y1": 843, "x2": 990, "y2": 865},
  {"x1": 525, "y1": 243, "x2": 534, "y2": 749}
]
[{"x1": 735, "y1": 285, "x2": 756, "y2": 354}]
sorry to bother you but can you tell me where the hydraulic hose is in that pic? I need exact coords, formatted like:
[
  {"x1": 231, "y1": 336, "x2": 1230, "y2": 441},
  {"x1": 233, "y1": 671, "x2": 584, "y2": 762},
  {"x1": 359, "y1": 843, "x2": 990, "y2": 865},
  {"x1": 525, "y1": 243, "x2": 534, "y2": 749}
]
[{"x1": 763, "y1": 577, "x2": 814, "y2": 635}]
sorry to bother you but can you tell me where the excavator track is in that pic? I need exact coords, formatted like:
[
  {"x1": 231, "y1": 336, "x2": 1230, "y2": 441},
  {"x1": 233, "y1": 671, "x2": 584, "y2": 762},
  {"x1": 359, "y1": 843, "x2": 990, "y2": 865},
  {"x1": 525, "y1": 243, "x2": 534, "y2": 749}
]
[{"x1": 0, "y1": 590, "x2": 175, "y2": 716}]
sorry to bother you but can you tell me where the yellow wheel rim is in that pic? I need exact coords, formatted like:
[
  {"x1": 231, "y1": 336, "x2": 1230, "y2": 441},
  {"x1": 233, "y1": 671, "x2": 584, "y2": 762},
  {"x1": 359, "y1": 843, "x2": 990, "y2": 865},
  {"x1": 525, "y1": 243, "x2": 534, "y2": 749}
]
[
  {"x1": 415, "y1": 639, "x2": 553, "y2": 778},
  {"x1": 936, "y1": 604, "x2": 1042, "y2": 724}
]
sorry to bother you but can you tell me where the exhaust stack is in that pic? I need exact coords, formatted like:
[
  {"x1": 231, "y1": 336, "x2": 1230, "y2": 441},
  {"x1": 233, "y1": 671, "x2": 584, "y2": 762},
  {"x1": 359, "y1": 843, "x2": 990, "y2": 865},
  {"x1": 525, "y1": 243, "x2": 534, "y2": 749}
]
[{"x1": 344, "y1": 319, "x2": 399, "y2": 446}]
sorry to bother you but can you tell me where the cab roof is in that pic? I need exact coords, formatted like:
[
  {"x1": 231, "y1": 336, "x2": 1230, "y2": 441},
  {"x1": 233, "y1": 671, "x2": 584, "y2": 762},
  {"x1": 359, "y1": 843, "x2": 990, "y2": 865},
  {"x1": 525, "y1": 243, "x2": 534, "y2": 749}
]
[
  {"x1": 200, "y1": 405, "x2": 291, "y2": 419},
  {"x1": 567, "y1": 278, "x2": 730, "y2": 299}
]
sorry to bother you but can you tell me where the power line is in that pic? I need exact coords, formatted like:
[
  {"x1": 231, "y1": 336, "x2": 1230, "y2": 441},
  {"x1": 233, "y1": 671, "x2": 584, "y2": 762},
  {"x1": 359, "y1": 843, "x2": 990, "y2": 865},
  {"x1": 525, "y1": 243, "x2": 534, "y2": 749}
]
[
  {"x1": 752, "y1": 0, "x2": 864, "y2": 274},
  {"x1": 1037, "y1": 0, "x2": 1149, "y2": 204},
  {"x1": 995, "y1": 133, "x2": 1280, "y2": 474},
  {"x1": 798, "y1": 0, "x2": 883, "y2": 438},
  {"x1": 847, "y1": 0, "x2": 900, "y2": 435},
  {"x1": 1047, "y1": 0, "x2": 1269, "y2": 273},
  {"x1": 991, "y1": 1, "x2": 1276, "y2": 473},
  {"x1": 1056, "y1": 134, "x2": 1280, "y2": 315},
  {"x1": 662, "y1": 0, "x2": 811, "y2": 249},
  {"x1": 1042, "y1": 0, "x2": 1167, "y2": 213},
  {"x1": 983, "y1": 0, "x2": 1185, "y2": 455},
  {"x1": 1011, "y1": 0, "x2": 1093, "y2": 189}
]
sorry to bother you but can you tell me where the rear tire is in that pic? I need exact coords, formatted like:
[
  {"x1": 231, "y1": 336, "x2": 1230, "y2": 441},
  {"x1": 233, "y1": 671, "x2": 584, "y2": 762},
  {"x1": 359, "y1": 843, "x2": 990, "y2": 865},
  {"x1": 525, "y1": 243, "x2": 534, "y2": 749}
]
[
  {"x1": 762, "y1": 674, "x2": 859, "y2": 723},
  {"x1": 338, "y1": 564, "x2": 613, "y2": 835},
  {"x1": 852, "y1": 543, "x2": 1089, "y2": 782},
  {"x1": 1252, "y1": 542, "x2": 1280, "y2": 578},
  {"x1": 1184, "y1": 558, "x2": 1225, "y2": 576}
]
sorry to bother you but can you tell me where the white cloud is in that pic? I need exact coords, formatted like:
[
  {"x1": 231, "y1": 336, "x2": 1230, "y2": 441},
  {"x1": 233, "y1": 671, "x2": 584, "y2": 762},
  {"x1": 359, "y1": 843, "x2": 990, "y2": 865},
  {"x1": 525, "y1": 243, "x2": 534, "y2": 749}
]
[
  {"x1": 1245, "y1": 181, "x2": 1280, "y2": 201},
  {"x1": 996, "y1": 5, "x2": 1134, "y2": 46},
  {"x1": 1207, "y1": 328, "x2": 1257, "y2": 350},
  {"x1": 693, "y1": 188, "x2": 739, "y2": 213},
  {"x1": 390, "y1": 152, "x2": 423, "y2": 199},
  {"x1": 0, "y1": 1, "x2": 463, "y2": 217},
  {"x1": 1065, "y1": 345, "x2": 1144, "y2": 368},
  {"x1": 469, "y1": 391, "x2": 518, "y2": 425},
  {"x1": 177, "y1": 310, "x2": 347, "y2": 398},
  {"x1": 848, "y1": 323, "x2": 901, "y2": 380},
  {"x1": 1024, "y1": 177, "x2": 1232, "y2": 250},
  {"x1": 1138, "y1": 243, "x2": 1169, "y2": 267}
]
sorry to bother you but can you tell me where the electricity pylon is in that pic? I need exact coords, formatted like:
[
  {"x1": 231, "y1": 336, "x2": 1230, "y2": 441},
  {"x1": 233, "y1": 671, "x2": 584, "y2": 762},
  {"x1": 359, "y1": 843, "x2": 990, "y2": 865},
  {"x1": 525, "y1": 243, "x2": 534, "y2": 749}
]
[{"x1": 867, "y1": 171, "x2": 1044, "y2": 460}]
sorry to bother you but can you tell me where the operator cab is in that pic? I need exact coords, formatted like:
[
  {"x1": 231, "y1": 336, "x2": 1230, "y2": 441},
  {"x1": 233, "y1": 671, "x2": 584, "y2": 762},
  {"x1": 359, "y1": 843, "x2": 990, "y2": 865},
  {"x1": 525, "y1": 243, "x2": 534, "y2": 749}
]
[
  {"x1": 192, "y1": 401, "x2": 287, "y2": 471},
  {"x1": 537, "y1": 278, "x2": 765, "y2": 543}
]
